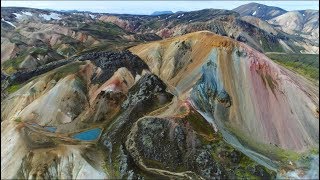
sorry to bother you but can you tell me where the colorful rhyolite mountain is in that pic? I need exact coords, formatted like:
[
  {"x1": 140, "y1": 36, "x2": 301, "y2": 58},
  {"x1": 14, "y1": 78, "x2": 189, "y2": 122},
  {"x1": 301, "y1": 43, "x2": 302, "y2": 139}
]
[
  {"x1": 130, "y1": 31, "x2": 319, "y2": 151},
  {"x1": 1, "y1": 31, "x2": 318, "y2": 179}
]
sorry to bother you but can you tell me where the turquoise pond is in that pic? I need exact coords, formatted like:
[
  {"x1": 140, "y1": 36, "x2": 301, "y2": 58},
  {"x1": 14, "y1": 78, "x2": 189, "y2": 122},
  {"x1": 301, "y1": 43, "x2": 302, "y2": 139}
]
[
  {"x1": 72, "y1": 128, "x2": 102, "y2": 141},
  {"x1": 44, "y1": 127, "x2": 57, "y2": 132}
]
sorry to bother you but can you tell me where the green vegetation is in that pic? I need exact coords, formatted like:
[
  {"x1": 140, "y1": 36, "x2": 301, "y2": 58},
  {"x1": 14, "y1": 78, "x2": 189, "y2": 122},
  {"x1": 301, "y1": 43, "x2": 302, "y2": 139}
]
[
  {"x1": 260, "y1": 36, "x2": 284, "y2": 53},
  {"x1": 2, "y1": 54, "x2": 28, "y2": 74},
  {"x1": 6, "y1": 83, "x2": 24, "y2": 94},
  {"x1": 29, "y1": 47, "x2": 48, "y2": 56},
  {"x1": 2, "y1": 47, "x2": 60, "y2": 74},
  {"x1": 228, "y1": 125, "x2": 301, "y2": 164},
  {"x1": 267, "y1": 53, "x2": 319, "y2": 82},
  {"x1": 206, "y1": 127, "x2": 276, "y2": 179},
  {"x1": 14, "y1": 117, "x2": 22, "y2": 123},
  {"x1": 76, "y1": 22, "x2": 126, "y2": 40},
  {"x1": 183, "y1": 111, "x2": 215, "y2": 141},
  {"x1": 57, "y1": 45, "x2": 78, "y2": 57},
  {"x1": 309, "y1": 147, "x2": 319, "y2": 155},
  {"x1": 79, "y1": 41, "x2": 138, "y2": 55},
  {"x1": 145, "y1": 20, "x2": 162, "y2": 29},
  {"x1": 51, "y1": 62, "x2": 85, "y2": 82},
  {"x1": 3, "y1": 62, "x2": 84, "y2": 95},
  {"x1": 54, "y1": 35, "x2": 85, "y2": 56}
]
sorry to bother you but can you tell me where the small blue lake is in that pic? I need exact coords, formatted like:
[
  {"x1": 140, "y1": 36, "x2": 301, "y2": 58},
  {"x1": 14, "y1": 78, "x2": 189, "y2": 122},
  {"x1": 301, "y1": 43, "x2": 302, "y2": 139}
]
[
  {"x1": 72, "y1": 128, "x2": 102, "y2": 141},
  {"x1": 44, "y1": 126, "x2": 57, "y2": 133}
]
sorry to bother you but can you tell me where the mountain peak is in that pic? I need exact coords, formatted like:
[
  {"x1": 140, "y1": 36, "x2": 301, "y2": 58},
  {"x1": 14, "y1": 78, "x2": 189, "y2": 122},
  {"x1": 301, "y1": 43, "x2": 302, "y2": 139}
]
[{"x1": 233, "y1": 2, "x2": 287, "y2": 20}]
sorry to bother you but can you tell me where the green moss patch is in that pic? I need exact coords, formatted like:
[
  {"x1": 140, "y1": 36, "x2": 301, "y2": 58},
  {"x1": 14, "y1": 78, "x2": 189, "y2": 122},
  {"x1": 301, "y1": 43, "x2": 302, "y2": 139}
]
[
  {"x1": 267, "y1": 53, "x2": 319, "y2": 82},
  {"x1": 50, "y1": 61, "x2": 86, "y2": 82},
  {"x1": 183, "y1": 111, "x2": 215, "y2": 141},
  {"x1": 6, "y1": 83, "x2": 24, "y2": 94},
  {"x1": 2, "y1": 54, "x2": 28, "y2": 74}
]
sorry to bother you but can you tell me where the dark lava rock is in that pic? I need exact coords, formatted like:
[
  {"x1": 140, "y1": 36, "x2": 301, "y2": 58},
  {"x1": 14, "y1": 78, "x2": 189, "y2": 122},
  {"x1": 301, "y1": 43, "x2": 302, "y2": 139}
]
[
  {"x1": 1, "y1": 72, "x2": 7, "y2": 81},
  {"x1": 102, "y1": 73, "x2": 172, "y2": 143},
  {"x1": 130, "y1": 117, "x2": 227, "y2": 179},
  {"x1": 134, "y1": 33, "x2": 162, "y2": 41},
  {"x1": 195, "y1": 150, "x2": 227, "y2": 179},
  {"x1": 100, "y1": 73, "x2": 173, "y2": 178},
  {"x1": 230, "y1": 150, "x2": 241, "y2": 163},
  {"x1": 247, "y1": 165, "x2": 273, "y2": 180},
  {"x1": 118, "y1": 145, "x2": 144, "y2": 179},
  {"x1": 77, "y1": 50, "x2": 149, "y2": 84},
  {"x1": 91, "y1": 90, "x2": 126, "y2": 122},
  {"x1": 216, "y1": 89, "x2": 232, "y2": 108},
  {"x1": 122, "y1": 73, "x2": 169, "y2": 109},
  {"x1": 5, "y1": 50, "x2": 148, "y2": 91},
  {"x1": 8, "y1": 58, "x2": 71, "y2": 84}
]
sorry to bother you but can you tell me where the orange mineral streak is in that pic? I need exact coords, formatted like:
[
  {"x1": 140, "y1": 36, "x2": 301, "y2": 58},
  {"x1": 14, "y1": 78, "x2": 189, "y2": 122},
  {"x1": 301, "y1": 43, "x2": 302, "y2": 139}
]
[
  {"x1": 89, "y1": 68, "x2": 134, "y2": 104},
  {"x1": 90, "y1": 77, "x2": 124, "y2": 104},
  {"x1": 130, "y1": 31, "x2": 235, "y2": 93}
]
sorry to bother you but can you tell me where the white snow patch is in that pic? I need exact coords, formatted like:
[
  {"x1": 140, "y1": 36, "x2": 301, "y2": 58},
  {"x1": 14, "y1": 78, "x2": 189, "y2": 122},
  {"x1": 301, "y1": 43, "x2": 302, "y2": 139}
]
[
  {"x1": 13, "y1": 13, "x2": 22, "y2": 19},
  {"x1": 303, "y1": 14, "x2": 305, "y2": 16},
  {"x1": 1, "y1": 18, "x2": 16, "y2": 28},
  {"x1": 258, "y1": 6, "x2": 261, "y2": 9},
  {"x1": 89, "y1": 14, "x2": 95, "y2": 19},
  {"x1": 40, "y1": 13, "x2": 61, "y2": 20},
  {"x1": 252, "y1": 11, "x2": 257, "y2": 16},
  {"x1": 22, "y1": 11, "x2": 32, "y2": 16},
  {"x1": 177, "y1": 14, "x2": 184, "y2": 18}
]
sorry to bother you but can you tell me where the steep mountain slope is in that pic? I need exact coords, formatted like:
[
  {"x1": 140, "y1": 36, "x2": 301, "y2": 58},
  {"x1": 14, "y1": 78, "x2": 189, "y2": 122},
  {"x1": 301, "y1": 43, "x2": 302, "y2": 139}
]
[
  {"x1": 233, "y1": 2, "x2": 287, "y2": 20},
  {"x1": 130, "y1": 31, "x2": 319, "y2": 152},
  {"x1": 268, "y1": 10, "x2": 319, "y2": 42}
]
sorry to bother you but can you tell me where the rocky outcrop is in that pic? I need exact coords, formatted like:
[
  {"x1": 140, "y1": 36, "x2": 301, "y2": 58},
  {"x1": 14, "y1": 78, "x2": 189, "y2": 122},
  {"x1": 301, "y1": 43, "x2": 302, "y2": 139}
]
[
  {"x1": 122, "y1": 73, "x2": 168, "y2": 109},
  {"x1": 126, "y1": 117, "x2": 223, "y2": 179},
  {"x1": 125, "y1": 111, "x2": 276, "y2": 179},
  {"x1": 77, "y1": 50, "x2": 149, "y2": 84},
  {"x1": 7, "y1": 58, "x2": 72, "y2": 84},
  {"x1": 100, "y1": 73, "x2": 173, "y2": 178}
]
